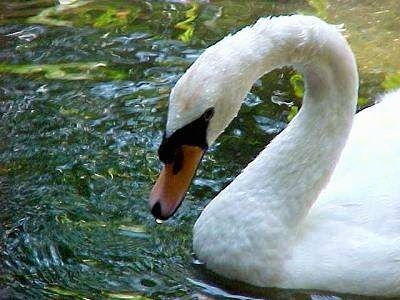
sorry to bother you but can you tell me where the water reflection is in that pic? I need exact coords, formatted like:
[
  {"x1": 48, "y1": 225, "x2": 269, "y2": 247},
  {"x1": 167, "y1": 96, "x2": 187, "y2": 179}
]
[{"x1": 1, "y1": 0, "x2": 399, "y2": 299}]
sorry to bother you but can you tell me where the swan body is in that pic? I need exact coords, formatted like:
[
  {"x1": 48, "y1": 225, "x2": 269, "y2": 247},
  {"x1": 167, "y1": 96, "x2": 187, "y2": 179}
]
[
  {"x1": 149, "y1": 15, "x2": 400, "y2": 296},
  {"x1": 194, "y1": 89, "x2": 400, "y2": 296}
]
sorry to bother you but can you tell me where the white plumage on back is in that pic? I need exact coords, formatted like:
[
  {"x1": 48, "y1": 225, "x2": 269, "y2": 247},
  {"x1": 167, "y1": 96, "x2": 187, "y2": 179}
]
[{"x1": 166, "y1": 15, "x2": 400, "y2": 296}]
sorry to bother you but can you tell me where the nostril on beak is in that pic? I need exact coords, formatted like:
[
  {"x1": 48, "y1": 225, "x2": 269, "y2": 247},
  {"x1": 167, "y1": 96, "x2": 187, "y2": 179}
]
[{"x1": 151, "y1": 201, "x2": 167, "y2": 221}]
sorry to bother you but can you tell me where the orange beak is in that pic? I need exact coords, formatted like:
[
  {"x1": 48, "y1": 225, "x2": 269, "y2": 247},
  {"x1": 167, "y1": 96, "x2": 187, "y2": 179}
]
[{"x1": 149, "y1": 145, "x2": 204, "y2": 220}]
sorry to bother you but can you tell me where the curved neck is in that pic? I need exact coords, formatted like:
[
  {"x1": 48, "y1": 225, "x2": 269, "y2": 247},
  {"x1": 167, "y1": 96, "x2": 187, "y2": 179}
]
[
  {"x1": 193, "y1": 15, "x2": 358, "y2": 284},
  {"x1": 211, "y1": 16, "x2": 358, "y2": 229}
]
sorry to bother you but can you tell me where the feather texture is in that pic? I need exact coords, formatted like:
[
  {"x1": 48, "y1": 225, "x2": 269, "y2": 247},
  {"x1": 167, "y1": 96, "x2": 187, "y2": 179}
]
[{"x1": 167, "y1": 15, "x2": 400, "y2": 296}]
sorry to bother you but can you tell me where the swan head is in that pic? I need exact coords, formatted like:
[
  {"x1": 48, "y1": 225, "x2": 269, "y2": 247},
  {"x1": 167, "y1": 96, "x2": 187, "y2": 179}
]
[
  {"x1": 148, "y1": 106, "x2": 215, "y2": 220},
  {"x1": 148, "y1": 48, "x2": 249, "y2": 219}
]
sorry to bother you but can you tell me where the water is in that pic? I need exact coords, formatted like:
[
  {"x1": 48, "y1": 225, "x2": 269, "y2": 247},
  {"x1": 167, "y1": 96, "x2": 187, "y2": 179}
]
[{"x1": 1, "y1": 0, "x2": 399, "y2": 299}]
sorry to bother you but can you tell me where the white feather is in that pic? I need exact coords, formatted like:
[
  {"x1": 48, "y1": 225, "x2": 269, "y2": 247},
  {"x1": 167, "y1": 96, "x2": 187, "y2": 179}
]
[{"x1": 167, "y1": 15, "x2": 400, "y2": 296}]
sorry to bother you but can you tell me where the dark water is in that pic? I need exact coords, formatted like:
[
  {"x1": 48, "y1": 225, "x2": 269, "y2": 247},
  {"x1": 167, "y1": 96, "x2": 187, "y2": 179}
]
[{"x1": 1, "y1": 1, "x2": 398, "y2": 299}]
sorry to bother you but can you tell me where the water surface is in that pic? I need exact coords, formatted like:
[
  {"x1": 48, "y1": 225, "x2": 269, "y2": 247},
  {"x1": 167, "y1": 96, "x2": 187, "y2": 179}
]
[{"x1": 1, "y1": 0, "x2": 399, "y2": 299}]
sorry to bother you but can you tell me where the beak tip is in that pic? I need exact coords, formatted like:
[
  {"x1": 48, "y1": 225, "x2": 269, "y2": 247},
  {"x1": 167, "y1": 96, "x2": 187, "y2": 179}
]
[
  {"x1": 149, "y1": 145, "x2": 205, "y2": 221},
  {"x1": 150, "y1": 201, "x2": 169, "y2": 221}
]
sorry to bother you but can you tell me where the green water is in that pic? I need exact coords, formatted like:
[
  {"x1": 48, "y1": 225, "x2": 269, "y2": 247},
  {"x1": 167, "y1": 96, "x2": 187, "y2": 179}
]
[{"x1": 1, "y1": 0, "x2": 399, "y2": 299}]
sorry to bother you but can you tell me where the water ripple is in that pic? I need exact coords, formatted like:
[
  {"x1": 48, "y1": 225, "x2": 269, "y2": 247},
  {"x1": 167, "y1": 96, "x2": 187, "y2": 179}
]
[{"x1": 6, "y1": 25, "x2": 45, "y2": 42}]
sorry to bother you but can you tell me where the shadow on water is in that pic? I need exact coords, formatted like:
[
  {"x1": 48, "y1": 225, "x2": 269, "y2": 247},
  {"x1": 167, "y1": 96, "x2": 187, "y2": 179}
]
[{"x1": 0, "y1": 0, "x2": 399, "y2": 299}]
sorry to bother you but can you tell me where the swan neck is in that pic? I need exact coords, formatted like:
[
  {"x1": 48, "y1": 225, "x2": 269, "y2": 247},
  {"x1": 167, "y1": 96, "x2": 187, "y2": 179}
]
[
  {"x1": 193, "y1": 15, "x2": 358, "y2": 285},
  {"x1": 204, "y1": 16, "x2": 358, "y2": 227},
  {"x1": 232, "y1": 18, "x2": 358, "y2": 227}
]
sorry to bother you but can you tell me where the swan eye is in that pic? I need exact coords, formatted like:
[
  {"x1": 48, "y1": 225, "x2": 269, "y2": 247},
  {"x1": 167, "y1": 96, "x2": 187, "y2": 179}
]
[{"x1": 203, "y1": 107, "x2": 215, "y2": 121}]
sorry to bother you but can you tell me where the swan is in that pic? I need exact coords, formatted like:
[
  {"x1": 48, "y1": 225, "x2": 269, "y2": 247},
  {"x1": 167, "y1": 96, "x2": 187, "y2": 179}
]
[{"x1": 148, "y1": 15, "x2": 400, "y2": 296}]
